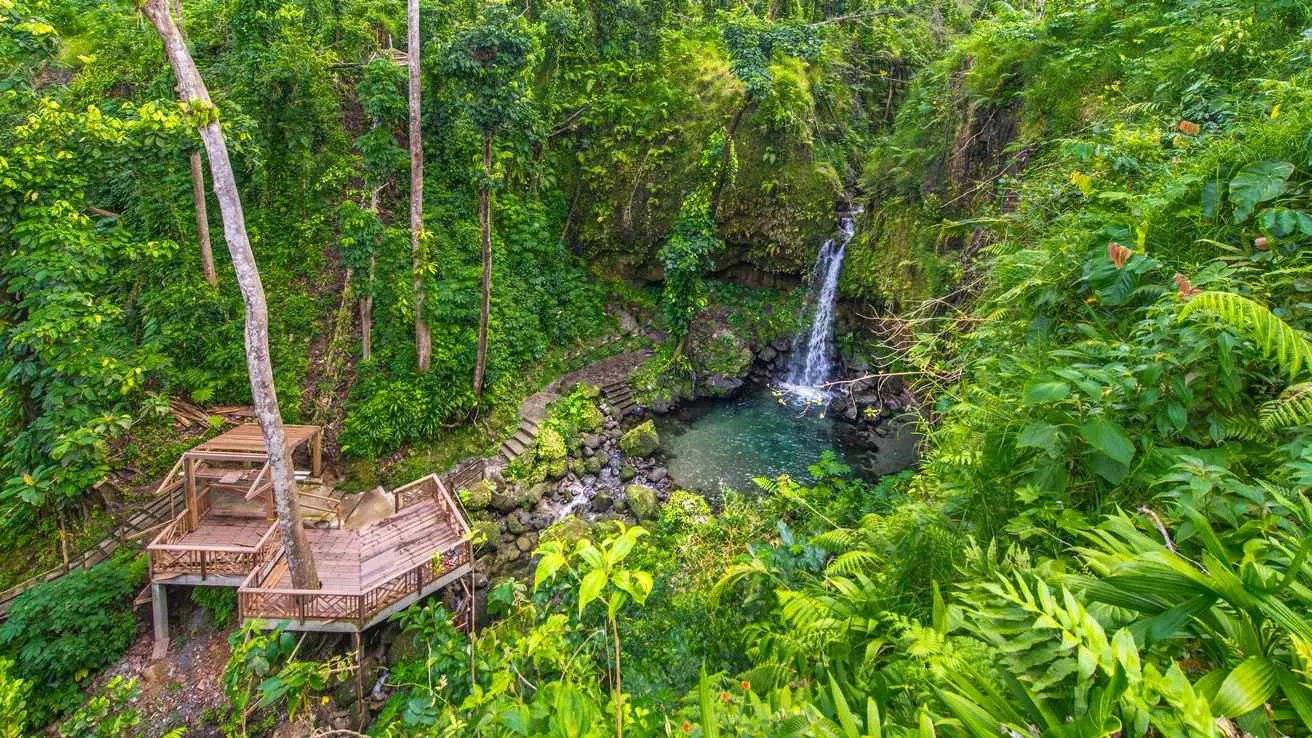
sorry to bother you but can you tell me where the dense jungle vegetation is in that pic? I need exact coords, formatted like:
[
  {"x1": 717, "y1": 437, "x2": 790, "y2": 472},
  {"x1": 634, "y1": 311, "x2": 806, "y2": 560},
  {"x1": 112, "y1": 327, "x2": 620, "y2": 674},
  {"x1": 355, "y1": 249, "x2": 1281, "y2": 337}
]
[{"x1": 5, "y1": 0, "x2": 1312, "y2": 735}]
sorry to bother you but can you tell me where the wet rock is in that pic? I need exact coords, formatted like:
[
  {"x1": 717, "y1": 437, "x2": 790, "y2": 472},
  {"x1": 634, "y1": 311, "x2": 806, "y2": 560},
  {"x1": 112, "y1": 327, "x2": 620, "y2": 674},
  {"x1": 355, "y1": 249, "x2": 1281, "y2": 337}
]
[
  {"x1": 590, "y1": 493, "x2": 614, "y2": 513},
  {"x1": 569, "y1": 459, "x2": 586, "y2": 476},
  {"x1": 585, "y1": 456, "x2": 602, "y2": 475},
  {"x1": 701, "y1": 374, "x2": 744, "y2": 397},
  {"x1": 648, "y1": 467, "x2": 668, "y2": 483},
  {"x1": 619, "y1": 420, "x2": 660, "y2": 457},
  {"x1": 461, "y1": 479, "x2": 495, "y2": 511},
  {"x1": 583, "y1": 433, "x2": 602, "y2": 450},
  {"x1": 759, "y1": 345, "x2": 777, "y2": 362},
  {"x1": 772, "y1": 336, "x2": 792, "y2": 352},
  {"x1": 620, "y1": 464, "x2": 636, "y2": 482},
  {"x1": 530, "y1": 513, "x2": 553, "y2": 531},
  {"x1": 506, "y1": 512, "x2": 527, "y2": 535},
  {"x1": 625, "y1": 484, "x2": 658, "y2": 521},
  {"x1": 515, "y1": 533, "x2": 538, "y2": 552}
]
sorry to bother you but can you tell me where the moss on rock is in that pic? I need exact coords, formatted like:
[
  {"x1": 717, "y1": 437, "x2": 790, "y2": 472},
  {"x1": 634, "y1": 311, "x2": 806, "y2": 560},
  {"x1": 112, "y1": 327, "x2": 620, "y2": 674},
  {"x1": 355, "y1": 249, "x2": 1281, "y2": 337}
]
[{"x1": 619, "y1": 420, "x2": 660, "y2": 457}]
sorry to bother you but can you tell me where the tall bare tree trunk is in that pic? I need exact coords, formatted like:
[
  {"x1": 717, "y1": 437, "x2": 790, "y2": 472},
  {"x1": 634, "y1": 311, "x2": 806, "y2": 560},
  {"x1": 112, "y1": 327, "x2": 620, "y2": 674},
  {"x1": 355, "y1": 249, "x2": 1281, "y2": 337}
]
[
  {"x1": 473, "y1": 134, "x2": 492, "y2": 399},
  {"x1": 361, "y1": 187, "x2": 379, "y2": 362},
  {"x1": 190, "y1": 150, "x2": 217, "y2": 287},
  {"x1": 141, "y1": 0, "x2": 319, "y2": 590},
  {"x1": 408, "y1": 0, "x2": 431, "y2": 373}
]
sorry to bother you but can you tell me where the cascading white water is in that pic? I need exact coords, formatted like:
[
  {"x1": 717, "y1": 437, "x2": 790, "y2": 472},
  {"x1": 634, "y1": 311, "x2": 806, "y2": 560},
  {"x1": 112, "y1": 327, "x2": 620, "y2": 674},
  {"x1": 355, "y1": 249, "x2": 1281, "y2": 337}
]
[{"x1": 779, "y1": 212, "x2": 857, "y2": 403}]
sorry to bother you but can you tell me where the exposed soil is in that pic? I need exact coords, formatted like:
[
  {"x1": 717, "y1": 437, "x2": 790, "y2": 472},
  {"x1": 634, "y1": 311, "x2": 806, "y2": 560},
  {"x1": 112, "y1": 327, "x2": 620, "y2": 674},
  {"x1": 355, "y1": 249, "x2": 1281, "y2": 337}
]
[{"x1": 94, "y1": 600, "x2": 235, "y2": 738}]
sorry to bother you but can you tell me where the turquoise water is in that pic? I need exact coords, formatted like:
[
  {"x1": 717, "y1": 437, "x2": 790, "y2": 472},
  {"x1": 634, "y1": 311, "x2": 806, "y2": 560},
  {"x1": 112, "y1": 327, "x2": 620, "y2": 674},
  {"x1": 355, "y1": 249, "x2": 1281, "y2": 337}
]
[{"x1": 652, "y1": 387, "x2": 918, "y2": 496}]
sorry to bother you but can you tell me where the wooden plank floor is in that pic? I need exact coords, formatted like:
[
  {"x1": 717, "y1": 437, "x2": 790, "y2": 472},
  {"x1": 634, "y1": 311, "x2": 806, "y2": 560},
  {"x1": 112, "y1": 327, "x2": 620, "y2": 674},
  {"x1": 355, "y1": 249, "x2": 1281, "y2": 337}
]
[
  {"x1": 177, "y1": 515, "x2": 270, "y2": 548},
  {"x1": 260, "y1": 500, "x2": 463, "y2": 592}
]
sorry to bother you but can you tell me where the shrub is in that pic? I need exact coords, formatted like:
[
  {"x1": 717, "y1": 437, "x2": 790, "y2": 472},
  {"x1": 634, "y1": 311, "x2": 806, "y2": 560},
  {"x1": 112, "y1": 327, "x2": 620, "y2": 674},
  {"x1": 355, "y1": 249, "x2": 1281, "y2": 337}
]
[
  {"x1": 0, "y1": 555, "x2": 146, "y2": 722},
  {"x1": 192, "y1": 586, "x2": 238, "y2": 628}
]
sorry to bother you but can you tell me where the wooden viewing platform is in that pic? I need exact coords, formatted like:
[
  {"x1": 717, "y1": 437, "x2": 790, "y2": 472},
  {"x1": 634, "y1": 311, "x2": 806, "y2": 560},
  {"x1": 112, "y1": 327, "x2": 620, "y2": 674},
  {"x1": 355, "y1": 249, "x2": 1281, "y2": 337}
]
[{"x1": 146, "y1": 425, "x2": 472, "y2": 655}]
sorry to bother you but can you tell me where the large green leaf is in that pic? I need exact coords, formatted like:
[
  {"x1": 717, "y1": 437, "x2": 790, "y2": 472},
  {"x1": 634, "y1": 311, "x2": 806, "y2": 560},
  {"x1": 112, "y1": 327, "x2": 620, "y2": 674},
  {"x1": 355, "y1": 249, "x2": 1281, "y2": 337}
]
[
  {"x1": 1080, "y1": 418, "x2": 1134, "y2": 466},
  {"x1": 577, "y1": 569, "x2": 607, "y2": 614},
  {"x1": 1024, "y1": 381, "x2": 1071, "y2": 405},
  {"x1": 1229, "y1": 160, "x2": 1294, "y2": 222},
  {"x1": 1212, "y1": 656, "x2": 1278, "y2": 717}
]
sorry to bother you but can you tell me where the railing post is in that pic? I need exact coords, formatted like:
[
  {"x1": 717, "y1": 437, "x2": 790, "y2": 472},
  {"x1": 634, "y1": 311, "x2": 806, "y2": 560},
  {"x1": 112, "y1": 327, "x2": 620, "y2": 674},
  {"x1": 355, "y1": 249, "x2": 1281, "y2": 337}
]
[{"x1": 200, "y1": 550, "x2": 207, "y2": 580}]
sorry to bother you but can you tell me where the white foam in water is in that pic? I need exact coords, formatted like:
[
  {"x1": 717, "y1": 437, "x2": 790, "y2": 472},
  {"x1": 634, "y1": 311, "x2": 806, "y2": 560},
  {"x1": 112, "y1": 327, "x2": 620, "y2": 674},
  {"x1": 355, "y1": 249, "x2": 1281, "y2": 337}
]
[{"x1": 779, "y1": 211, "x2": 858, "y2": 404}]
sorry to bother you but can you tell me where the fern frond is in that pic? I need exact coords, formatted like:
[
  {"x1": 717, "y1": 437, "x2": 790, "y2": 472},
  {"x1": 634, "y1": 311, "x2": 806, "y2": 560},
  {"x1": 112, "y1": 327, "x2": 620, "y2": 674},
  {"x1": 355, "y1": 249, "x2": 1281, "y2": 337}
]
[
  {"x1": 1261, "y1": 382, "x2": 1312, "y2": 431},
  {"x1": 825, "y1": 550, "x2": 881, "y2": 577},
  {"x1": 1179, "y1": 291, "x2": 1312, "y2": 380},
  {"x1": 1218, "y1": 414, "x2": 1269, "y2": 441}
]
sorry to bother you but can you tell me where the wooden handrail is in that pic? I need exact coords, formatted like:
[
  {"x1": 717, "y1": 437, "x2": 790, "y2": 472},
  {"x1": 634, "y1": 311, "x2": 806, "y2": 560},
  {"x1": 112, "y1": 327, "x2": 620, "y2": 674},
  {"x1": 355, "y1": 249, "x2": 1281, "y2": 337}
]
[{"x1": 150, "y1": 457, "x2": 187, "y2": 497}]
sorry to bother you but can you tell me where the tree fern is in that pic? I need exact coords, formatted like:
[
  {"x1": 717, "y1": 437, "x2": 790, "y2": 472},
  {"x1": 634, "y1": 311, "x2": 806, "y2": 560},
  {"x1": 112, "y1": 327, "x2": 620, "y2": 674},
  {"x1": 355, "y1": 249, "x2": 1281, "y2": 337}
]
[
  {"x1": 1260, "y1": 382, "x2": 1312, "y2": 431},
  {"x1": 1179, "y1": 291, "x2": 1312, "y2": 380}
]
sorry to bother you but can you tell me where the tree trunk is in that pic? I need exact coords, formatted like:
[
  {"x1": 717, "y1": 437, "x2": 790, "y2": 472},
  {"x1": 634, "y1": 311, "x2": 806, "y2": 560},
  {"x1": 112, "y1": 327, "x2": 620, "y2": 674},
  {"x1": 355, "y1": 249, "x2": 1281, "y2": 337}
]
[
  {"x1": 361, "y1": 188, "x2": 379, "y2": 362},
  {"x1": 141, "y1": 0, "x2": 319, "y2": 590},
  {"x1": 473, "y1": 133, "x2": 492, "y2": 399},
  {"x1": 190, "y1": 150, "x2": 217, "y2": 287},
  {"x1": 408, "y1": 0, "x2": 431, "y2": 373}
]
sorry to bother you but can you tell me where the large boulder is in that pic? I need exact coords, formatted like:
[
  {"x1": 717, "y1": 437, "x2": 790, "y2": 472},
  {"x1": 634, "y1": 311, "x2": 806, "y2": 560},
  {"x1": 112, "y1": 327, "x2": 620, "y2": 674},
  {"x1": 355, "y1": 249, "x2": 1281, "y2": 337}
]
[
  {"x1": 539, "y1": 515, "x2": 593, "y2": 548},
  {"x1": 460, "y1": 480, "x2": 495, "y2": 511},
  {"x1": 690, "y1": 327, "x2": 753, "y2": 398},
  {"x1": 491, "y1": 483, "x2": 546, "y2": 513},
  {"x1": 625, "y1": 484, "x2": 658, "y2": 521},
  {"x1": 619, "y1": 420, "x2": 660, "y2": 458}
]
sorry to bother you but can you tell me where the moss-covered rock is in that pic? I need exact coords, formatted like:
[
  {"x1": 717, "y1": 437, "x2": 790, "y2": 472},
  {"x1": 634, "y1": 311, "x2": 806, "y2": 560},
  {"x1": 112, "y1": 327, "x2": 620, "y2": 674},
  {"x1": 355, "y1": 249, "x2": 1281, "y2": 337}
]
[
  {"x1": 460, "y1": 480, "x2": 495, "y2": 511},
  {"x1": 690, "y1": 327, "x2": 753, "y2": 397},
  {"x1": 619, "y1": 420, "x2": 660, "y2": 457},
  {"x1": 539, "y1": 515, "x2": 592, "y2": 548},
  {"x1": 491, "y1": 482, "x2": 548, "y2": 513},
  {"x1": 534, "y1": 426, "x2": 568, "y2": 479},
  {"x1": 625, "y1": 484, "x2": 658, "y2": 521},
  {"x1": 470, "y1": 519, "x2": 502, "y2": 550}
]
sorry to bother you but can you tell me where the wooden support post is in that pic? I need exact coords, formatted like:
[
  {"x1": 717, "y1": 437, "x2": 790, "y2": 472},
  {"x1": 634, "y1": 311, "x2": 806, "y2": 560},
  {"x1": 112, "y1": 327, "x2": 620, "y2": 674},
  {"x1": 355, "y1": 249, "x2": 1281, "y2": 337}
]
[
  {"x1": 353, "y1": 630, "x2": 366, "y2": 729},
  {"x1": 311, "y1": 429, "x2": 322, "y2": 479},
  {"x1": 185, "y1": 457, "x2": 198, "y2": 528},
  {"x1": 151, "y1": 583, "x2": 170, "y2": 660}
]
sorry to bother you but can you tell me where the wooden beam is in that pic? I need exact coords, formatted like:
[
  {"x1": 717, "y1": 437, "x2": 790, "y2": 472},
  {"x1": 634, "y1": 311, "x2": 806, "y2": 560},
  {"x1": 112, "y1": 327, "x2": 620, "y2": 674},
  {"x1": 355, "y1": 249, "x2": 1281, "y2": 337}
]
[
  {"x1": 312, "y1": 428, "x2": 322, "y2": 478},
  {"x1": 185, "y1": 457, "x2": 198, "y2": 528}
]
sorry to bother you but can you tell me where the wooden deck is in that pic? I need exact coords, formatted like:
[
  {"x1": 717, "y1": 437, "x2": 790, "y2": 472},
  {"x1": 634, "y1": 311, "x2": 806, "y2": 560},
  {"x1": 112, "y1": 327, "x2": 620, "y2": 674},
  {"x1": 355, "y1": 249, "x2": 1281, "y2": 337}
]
[
  {"x1": 146, "y1": 425, "x2": 472, "y2": 637},
  {"x1": 238, "y1": 475, "x2": 472, "y2": 632}
]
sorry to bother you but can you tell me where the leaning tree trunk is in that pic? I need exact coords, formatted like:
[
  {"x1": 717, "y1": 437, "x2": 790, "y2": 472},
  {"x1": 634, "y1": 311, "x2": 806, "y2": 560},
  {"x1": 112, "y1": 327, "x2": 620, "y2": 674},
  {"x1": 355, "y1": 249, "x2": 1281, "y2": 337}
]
[
  {"x1": 408, "y1": 0, "x2": 431, "y2": 373},
  {"x1": 473, "y1": 133, "x2": 492, "y2": 399},
  {"x1": 141, "y1": 0, "x2": 319, "y2": 590},
  {"x1": 190, "y1": 150, "x2": 217, "y2": 287}
]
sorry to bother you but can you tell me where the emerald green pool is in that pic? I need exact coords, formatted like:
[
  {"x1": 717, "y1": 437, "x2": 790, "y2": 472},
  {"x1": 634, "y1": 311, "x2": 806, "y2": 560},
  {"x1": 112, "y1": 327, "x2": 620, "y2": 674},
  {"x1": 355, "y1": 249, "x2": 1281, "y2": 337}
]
[{"x1": 652, "y1": 387, "x2": 919, "y2": 496}]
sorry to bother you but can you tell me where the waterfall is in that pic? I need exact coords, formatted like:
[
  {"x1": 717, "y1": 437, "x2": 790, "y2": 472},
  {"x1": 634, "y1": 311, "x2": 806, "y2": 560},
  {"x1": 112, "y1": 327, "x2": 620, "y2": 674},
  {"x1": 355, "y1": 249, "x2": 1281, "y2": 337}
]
[{"x1": 780, "y1": 212, "x2": 857, "y2": 402}]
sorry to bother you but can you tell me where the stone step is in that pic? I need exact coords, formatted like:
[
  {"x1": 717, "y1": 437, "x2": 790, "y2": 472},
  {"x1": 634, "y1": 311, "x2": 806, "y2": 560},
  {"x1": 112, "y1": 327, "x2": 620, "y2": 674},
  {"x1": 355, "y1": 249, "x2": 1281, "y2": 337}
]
[
  {"x1": 512, "y1": 428, "x2": 536, "y2": 448},
  {"x1": 503, "y1": 436, "x2": 527, "y2": 456}
]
